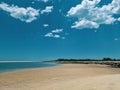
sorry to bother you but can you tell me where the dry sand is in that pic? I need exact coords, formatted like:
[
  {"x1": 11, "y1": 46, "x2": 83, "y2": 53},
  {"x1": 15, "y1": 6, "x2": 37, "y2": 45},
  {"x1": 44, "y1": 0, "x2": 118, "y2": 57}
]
[{"x1": 0, "y1": 64, "x2": 120, "y2": 90}]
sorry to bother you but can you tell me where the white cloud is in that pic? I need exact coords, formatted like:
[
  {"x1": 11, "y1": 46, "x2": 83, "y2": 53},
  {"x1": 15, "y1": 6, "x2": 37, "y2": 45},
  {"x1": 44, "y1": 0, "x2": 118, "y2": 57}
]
[
  {"x1": 45, "y1": 28, "x2": 64, "y2": 39},
  {"x1": 118, "y1": 18, "x2": 120, "y2": 21},
  {"x1": 67, "y1": 0, "x2": 120, "y2": 29},
  {"x1": 41, "y1": 0, "x2": 49, "y2": 3},
  {"x1": 41, "y1": 6, "x2": 53, "y2": 14},
  {"x1": 32, "y1": 2, "x2": 35, "y2": 4},
  {"x1": 0, "y1": 2, "x2": 39, "y2": 23},
  {"x1": 71, "y1": 19, "x2": 99, "y2": 29},
  {"x1": 43, "y1": 24, "x2": 49, "y2": 27},
  {"x1": 53, "y1": 34, "x2": 60, "y2": 38},
  {"x1": 52, "y1": 29, "x2": 63, "y2": 33},
  {"x1": 114, "y1": 38, "x2": 119, "y2": 41},
  {"x1": 44, "y1": 33, "x2": 61, "y2": 38},
  {"x1": 45, "y1": 32, "x2": 53, "y2": 37},
  {"x1": 34, "y1": 0, "x2": 49, "y2": 3}
]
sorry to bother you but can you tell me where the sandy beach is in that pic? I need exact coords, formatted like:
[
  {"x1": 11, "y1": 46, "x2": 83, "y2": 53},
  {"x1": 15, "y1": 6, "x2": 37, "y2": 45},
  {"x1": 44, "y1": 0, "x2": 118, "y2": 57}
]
[{"x1": 0, "y1": 64, "x2": 120, "y2": 90}]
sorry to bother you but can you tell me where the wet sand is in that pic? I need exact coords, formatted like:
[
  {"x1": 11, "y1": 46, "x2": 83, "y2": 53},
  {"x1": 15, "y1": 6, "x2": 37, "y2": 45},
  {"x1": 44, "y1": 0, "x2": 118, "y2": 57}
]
[{"x1": 0, "y1": 64, "x2": 120, "y2": 90}]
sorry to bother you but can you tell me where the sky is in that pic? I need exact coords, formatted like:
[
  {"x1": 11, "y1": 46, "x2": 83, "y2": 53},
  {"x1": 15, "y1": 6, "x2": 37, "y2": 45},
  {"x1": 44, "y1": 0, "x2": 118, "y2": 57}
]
[{"x1": 0, "y1": 0, "x2": 120, "y2": 61}]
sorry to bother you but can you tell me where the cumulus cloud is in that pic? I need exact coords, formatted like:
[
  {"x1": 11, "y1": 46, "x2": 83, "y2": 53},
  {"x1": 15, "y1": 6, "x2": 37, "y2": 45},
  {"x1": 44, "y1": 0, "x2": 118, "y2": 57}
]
[
  {"x1": 41, "y1": 0, "x2": 49, "y2": 3},
  {"x1": 44, "y1": 32, "x2": 61, "y2": 38},
  {"x1": 114, "y1": 38, "x2": 119, "y2": 41},
  {"x1": 45, "y1": 32, "x2": 53, "y2": 37},
  {"x1": 43, "y1": 24, "x2": 49, "y2": 27},
  {"x1": 0, "y1": 2, "x2": 39, "y2": 23},
  {"x1": 51, "y1": 29, "x2": 63, "y2": 33},
  {"x1": 34, "y1": 0, "x2": 49, "y2": 3},
  {"x1": 67, "y1": 0, "x2": 120, "y2": 29},
  {"x1": 45, "y1": 28, "x2": 64, "y2": 39},
  {"x1": 53, "y1": 34, "x2": 61, "y2": 38},
  {"x1": 41, "y1": 6, "x2": 53, "y2": 14},
  {"x1": 118, "y1": 18, "x2": 120, "y2": 21},
  {"x1": 71, "y1": 19, "x2": 99, "y2": 29}
]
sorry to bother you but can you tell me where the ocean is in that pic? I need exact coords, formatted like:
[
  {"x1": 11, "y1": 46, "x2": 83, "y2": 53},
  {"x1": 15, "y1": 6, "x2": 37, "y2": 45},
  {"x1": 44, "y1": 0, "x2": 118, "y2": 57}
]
[{"x1": 0, "y1": 61, "x2": 58, "y2": 73}]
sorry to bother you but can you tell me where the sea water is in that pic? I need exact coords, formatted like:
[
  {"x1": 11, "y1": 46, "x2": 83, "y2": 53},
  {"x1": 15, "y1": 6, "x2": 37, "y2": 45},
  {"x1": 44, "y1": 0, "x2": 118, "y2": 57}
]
[{"x1": 0, "y1": 61, "x2": 58, "y2": 73}]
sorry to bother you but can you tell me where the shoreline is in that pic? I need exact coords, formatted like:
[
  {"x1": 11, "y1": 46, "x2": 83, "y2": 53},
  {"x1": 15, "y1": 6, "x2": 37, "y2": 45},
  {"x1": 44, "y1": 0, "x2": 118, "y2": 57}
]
[
  {"x1": 0, "y1": 64, "x2": 120, "y2": 90},
  {"x1": 0, "y1": 63, "x2": 60, "y2": 74},
  {"x1": 0, "y1": 62, "x2": 59, "y2": 73}
]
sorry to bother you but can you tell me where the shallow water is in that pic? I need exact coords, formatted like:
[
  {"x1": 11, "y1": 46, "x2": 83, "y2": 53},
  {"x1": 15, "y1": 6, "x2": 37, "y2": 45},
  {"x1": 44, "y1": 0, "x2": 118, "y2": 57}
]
[{"x1": 0, "y1": 61, "x2": 58, "y2": 73}]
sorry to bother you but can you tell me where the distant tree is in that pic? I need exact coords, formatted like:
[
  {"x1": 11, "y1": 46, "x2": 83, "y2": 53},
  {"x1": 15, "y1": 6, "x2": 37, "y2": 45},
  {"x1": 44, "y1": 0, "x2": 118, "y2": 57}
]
[{"x1": 102, "y1": 58, "x2": 112, "y2": 61}]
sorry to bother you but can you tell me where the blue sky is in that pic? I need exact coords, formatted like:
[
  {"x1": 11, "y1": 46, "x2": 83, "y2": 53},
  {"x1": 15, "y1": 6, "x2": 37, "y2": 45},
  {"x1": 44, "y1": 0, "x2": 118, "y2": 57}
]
[{"x1": 0, "y1": 0, "x2": 120, "y2": 60}]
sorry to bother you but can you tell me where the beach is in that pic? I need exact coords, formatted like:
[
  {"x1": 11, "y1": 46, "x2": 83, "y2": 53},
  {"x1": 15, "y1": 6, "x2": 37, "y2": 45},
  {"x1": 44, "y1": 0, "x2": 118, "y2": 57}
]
[{"x1": 0, "y1": 64, "x2": 120, "y2": 90}]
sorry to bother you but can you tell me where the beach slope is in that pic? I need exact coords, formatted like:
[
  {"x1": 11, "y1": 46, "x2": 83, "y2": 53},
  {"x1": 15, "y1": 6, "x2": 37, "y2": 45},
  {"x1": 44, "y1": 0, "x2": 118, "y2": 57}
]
[{"x1": 0, "y1": 64, "x2": 120, "y2": 90}]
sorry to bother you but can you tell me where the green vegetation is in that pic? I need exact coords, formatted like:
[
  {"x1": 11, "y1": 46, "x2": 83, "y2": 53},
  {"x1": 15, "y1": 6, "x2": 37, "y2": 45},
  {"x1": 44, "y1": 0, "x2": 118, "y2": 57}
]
[
  {"x1": 50, "y1": 58, "x2": 120, "y2": 68},
  {"x1": 55, "y1": 58, "x2": 120, "y2": 62}
]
